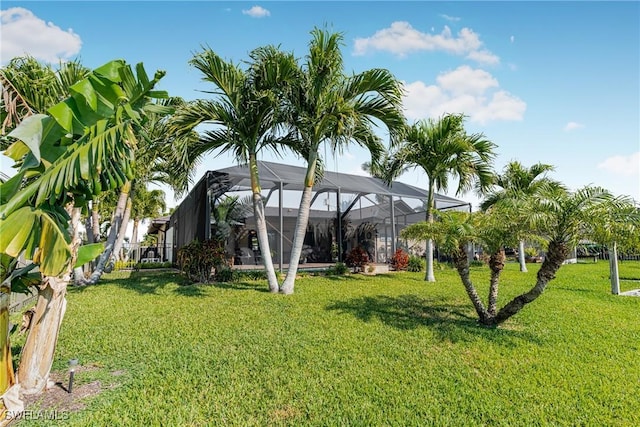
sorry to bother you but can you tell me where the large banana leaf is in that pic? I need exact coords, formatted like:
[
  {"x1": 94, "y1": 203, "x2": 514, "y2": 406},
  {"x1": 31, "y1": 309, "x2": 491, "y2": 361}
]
[
  {"x1": 0, "y1": 59, "x2": 166, "y2": 278},
  {"x1": 0, "y1": 206, "x2": 70, "y2": 277}
]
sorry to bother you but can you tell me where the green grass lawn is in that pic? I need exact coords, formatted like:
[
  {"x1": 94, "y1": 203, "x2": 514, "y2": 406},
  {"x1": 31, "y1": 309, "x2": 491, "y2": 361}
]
[{"x1": 15, "y1": 261, "x2": 640, "y2": 426}]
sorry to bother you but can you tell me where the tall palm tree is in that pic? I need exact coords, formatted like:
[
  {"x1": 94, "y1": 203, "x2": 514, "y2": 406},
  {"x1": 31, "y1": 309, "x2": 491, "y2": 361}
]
[
  {"x1": 381, "y1": 113, "x2": 496, "y2": 282},
  {"x1": 83, "y1": 98, "x2": 198, "y2": 284},
  {"x1": 480, "y1": 161, "x2": 564, "y2": 272},
  {"x1": 170, "y1": 46, "x2": 298, "y2": 293},
  {"x1": 279, "y1": 28, "x2": 405, "y2": 295}
]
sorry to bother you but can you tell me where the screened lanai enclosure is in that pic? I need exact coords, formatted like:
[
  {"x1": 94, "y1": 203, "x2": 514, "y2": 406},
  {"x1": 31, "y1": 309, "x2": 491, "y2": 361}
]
[{"x1": 168, "y1": 161, "x2": 469, "y2": 269}]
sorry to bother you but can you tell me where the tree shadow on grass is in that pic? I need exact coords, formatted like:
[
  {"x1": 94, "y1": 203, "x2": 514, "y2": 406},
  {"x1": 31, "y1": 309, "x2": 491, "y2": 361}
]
[
  {"x1": 68, "y1": 271, "x2": 207, "y2": 297},
  {"x1": 326, "y1": 294, "x2": 542, "y2": 345},
  {"x1": 323, "y1": 275, "x2": 360, "y2": 282},
  {"x1": 211, "y1": 281, "x2": 270, "y2": 292}
]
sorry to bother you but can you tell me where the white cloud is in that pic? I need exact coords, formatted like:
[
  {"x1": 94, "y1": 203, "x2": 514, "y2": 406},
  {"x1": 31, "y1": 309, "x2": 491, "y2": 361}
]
[
  {"x1": 597, "y1": 152, "x2": 640, "y2": 177},
  {"x1": 440, "y1": 14, "x2": 461, "y2": 22},
  {"x1": 353, "y1": 21, "x2": 500, "y2": 65},
  {"x1": 242, "y1": 5, "x2": 270, "y2": 18},
  {"x1": 0, "y1": 7, "x2": 81, "y2": 64},
  {"x1": 564, "y1": 121, "x2": 584, "y2": 131},
  {"x1": 403, "y1": 65, "x2": 526, "y2": 124}
]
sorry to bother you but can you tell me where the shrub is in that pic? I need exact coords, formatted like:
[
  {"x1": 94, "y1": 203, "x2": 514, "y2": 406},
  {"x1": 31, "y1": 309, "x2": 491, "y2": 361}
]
[
  {"x1": 215, "y1": 267, "x2": 237, "y2": 283},
  {"x1": 345, "y1": 246, "x2": 370, "y2": 273},
  {"x1": 139, "y1": 261, "x2": 174, "y2": 270},
  {"x1": 470, "y1": 260, "x2": 485, "y2": 267},
  {"x1": 407, "y1": 255, "x2": 425, "y2": 272},
  {"x1": 326, "y1": 262, "x2": 349, "y2": 276},
  {"x1": 390, "y1": 249, "x2": 409, "y2": 271},
  {"x1": 177, "y1": 239, "x2": 227, "y2": 283},
  {"x1": 236, "y1": 270, "x2": 268, "y2": 281},
  {"x1": 114, "y1": 260, "x2": 136, "y2": 270},
  {"x1": 524, "y1": 247, "x2": 539, "y2": 258}
]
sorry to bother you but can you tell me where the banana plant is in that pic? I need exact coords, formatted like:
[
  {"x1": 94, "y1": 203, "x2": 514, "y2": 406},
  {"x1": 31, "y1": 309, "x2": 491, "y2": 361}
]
[{"x1": 0, "y1": 59, "x2": 168, "y2": 396}]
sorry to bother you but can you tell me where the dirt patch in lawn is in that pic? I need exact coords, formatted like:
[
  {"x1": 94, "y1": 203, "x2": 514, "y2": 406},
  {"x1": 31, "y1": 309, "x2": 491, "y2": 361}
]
[{"x1": 15, "y1": 365, "x2": 124, "y2": 420}]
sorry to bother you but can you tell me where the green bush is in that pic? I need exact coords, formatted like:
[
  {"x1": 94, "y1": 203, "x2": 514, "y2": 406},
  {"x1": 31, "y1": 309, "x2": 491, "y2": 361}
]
[
  {"x1": 470, "y1": 260, "x2": 485, "y2": 267},
  {"x1": 326, "y1": 262, "x2": 349, "y2": 276},
  {"x1": 407, "y1": 255, "x2": 425, "y2": 272},
  {"x1": 215, "y1": 267, "x2": 237, "y2": 283}
]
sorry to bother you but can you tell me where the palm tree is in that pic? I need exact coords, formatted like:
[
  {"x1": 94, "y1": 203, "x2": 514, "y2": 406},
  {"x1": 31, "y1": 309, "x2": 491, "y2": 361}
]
[
  {"x1": 381, "y1": 113, "x2": 496, "y2": 282},
  {"x1": 279, "y1": 28, "x2": 405, "y2": 294},
  {"x1": 170, "y1": 46, "x2": 298, "y2": 293},
  {"x1": 84, "y1": 97, "x2": 199, "y2": 283},
  {"x1": 480, "y1": 161, "x2": 564, "y2": 272},
  {"x1": 401, "y1": 186, "x2": 634, "y2": 327}
]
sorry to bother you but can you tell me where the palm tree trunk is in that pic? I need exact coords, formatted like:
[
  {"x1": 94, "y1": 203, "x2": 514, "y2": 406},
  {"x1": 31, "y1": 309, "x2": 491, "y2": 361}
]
[
  {"x1": 452, "y1": 247, "x2": 489, "y2": 323},
  {"x1": 488, "y1": 249, "x2": 506, "y2": 316},
  {"x1": 71, "y1": 208, "x2": 86, "y2": 284},
  {"x1": 91, "y1": 202, "x2": 100, "y2": 242},
  {"x1": 518, "y1": 240, "x2": 528, "y2": 273},
  {"x1": 131, "y1": 218, "x2": 139, "y2": 248},
  {"x1": 281, "y1": 153, "x2": 318, "y2": 294},
  {"x1": 249, "y1": 155, "x2": 279, "y2": 293},
  {"x1": 609, "y1": 241, "x2": 620, "y2": 295},
  {"x1": 113, "y1": 197, "x2": 132, "y2": 261},
  {"x1": 131, "y1": 218, "x2": 140, "y2": 263},
  {"x1": 85, "y1": 181, "x2": 131, "y2": 285},
  {"x1": 85, "y1": 210, "x2": 95, "y2": 244},
  {"x1": 17, "y1": 207, "x2": 83, "y2": 395},
  {"x1": 494, "y1": 240, "x2": 569, "y2": 325},
  {"x1": 425, "y1": 180, "x2": 436, "y2": 282},
  {"x1": 518, "y1": 240, "x2": 528, "y2": 272}
]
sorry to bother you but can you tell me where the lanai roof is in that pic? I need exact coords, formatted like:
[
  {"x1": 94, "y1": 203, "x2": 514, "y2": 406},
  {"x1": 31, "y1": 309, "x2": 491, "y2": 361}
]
[{"x1": 212, "y1": 161, "x2": 467, "y2": 209}]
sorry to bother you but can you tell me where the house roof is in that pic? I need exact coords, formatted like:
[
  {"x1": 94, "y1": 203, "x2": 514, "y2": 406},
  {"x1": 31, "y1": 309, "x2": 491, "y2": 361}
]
[
  {"x1": 146, "y1": 215, "x2": 170, "y2": 235},
  {"x1": 213, "y1": 161, "x2": 467, "y2": 209}
]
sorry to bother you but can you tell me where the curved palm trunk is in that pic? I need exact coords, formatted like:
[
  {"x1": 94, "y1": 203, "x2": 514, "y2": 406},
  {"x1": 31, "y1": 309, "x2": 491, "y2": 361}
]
[
  {"x1": 452, "y1": 247, "x2": 489, "y2": 323},
  {"x1": 488, "y1": 249, "x2": 506, "y2": 316},
  {"x1": 112, "y1": 197, "x2": 132, "y2": 261},
  {"x1": 425, "y1": 180, "x2": 436, "y2": 282},
  {"x1": 249, "y1": 156, "x2": 279, "y2": 293},
  {"x1": 17, "y1": 208, "x2": 83, "y2": 395},
  {"x1": 85, "y1": 181, "x2": 131, "y2": 285},
  {"x1": 493, "y1": 240, "x2": 569, "y2": 326},
  {"x1": 609, "y1": 242, "x2": 620, "y2": 295},
  {"x1": 281, "y1": 153, "x2": 318, "y2": 294},
  {"x1": 518, "y1": 240, "x2": 528, "y2": 272}
]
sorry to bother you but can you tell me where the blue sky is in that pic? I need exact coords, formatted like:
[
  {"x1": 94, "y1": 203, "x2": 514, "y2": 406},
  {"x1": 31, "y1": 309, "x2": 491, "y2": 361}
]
[{"x1": 1, "y1": 1, "x2": 639, "y2": 209}]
